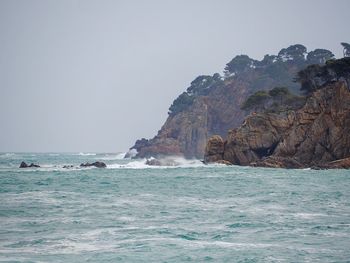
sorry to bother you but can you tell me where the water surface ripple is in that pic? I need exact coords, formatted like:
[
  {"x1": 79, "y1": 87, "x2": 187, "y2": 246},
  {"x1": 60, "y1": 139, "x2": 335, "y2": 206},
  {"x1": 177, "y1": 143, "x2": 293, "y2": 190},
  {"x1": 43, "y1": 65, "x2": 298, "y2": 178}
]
[{"x1": 0, "y1": 153, "x2": 349, "y2": 262}]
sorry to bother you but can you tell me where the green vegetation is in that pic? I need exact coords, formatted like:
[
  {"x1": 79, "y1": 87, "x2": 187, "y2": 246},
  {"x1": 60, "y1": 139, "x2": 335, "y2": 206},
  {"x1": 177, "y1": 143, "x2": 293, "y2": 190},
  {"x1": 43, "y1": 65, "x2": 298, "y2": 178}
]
[
  {"x1": 241, "y1": 90, "x2": 270, "y2": 111},
  {"x1": 306, "y1": 49, "x2": 334, "y2": 64},
  {"x1": 168, "y1": 92, "x2": 194, "y2": 116},
  {"x1": 268, "y1": 86, "x2": 289, "y2": 97},
  {"x1": 224, "y1": 55, "x2": 257, "y2": 75},
  {"x1": 296, "y1": 57, "x2": 350, "y2": 95},
  {"x1": 168, "y1": 44, "x2": 348, "y2": 117},
  {"x1": 187, "y1": 73, "x2": 223, "y2": 96},
  {"x1": 241, "y1": 87, "x2": 305, "y2": 113},
  {"x1": 168, "y1": 73, "x2": 223, "y2": 116},
  {"x1": 278, "y1": 44, "x2": 307, "y2": 63}
]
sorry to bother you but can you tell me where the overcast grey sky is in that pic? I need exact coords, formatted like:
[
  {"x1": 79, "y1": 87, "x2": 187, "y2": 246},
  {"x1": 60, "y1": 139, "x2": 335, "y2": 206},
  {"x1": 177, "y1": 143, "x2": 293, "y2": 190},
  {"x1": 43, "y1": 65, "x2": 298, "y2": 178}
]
[{"x1": 0, "y1": 0, "x2": 349, "y2": 153}]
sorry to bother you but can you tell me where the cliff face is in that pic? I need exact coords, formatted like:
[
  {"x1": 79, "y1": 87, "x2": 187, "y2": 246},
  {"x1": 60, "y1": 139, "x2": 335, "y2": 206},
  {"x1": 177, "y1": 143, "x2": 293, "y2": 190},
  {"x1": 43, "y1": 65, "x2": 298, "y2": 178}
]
[
  {"x1": 130, "y1": 44, "x2": 328, "y2": 159},
  {"x1": 204, "y1": 58, "x2": 350, "y2": 168}
]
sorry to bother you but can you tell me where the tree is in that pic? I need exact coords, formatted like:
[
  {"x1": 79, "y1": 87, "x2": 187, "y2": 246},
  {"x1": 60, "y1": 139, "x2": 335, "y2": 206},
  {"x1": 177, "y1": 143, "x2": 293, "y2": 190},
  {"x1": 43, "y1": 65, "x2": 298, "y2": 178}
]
[
  {"x1": 241, "y1": 90, "x2": 270, "y2": 111},
  {"x1": 278, "y1": 44, "x2": 307, "y2": 63},
  {"x1": 296, "y1": 64, "x2": 323, "y2": 94},
  {"x1": 307, "y1": 49, "x2": 334, "y2": 64},
  {"x1": 168, "y1": 92, "x2": 194, "y2": 116},
  {"x1": 268, "y1": 87, "x2": 290, "y2": 105},
  {"x1": 257, "y1": 54, "x2": 277, "y2": 67},
  {"x1": 224, "y1": 55, "x2": 257, "y2": 75},
  {"x1": 296, "y1": 57, "x2": 350, "y2": 95},
  {"x1": 341, "y1": 42, "x2": 350, "y2": 57},
  {"x1": 186, "y1": 73, "x2": 223, "y2": 96}
]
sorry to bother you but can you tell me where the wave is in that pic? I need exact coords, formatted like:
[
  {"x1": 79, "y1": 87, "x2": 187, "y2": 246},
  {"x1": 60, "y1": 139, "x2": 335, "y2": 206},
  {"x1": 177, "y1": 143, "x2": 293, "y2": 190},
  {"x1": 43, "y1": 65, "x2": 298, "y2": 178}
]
[
  {"x1": 107, "y1": 157, "x2": 205, "y2": 169},
  {"x1": 0, "y1": 153, "x2": 16, "y2": 158},
  {"x1": 76, "y1": 152, "x2": 97, "y2": 156},
  {"x1": 97, "y1": 152, "x2": 126, "y2": 160}
]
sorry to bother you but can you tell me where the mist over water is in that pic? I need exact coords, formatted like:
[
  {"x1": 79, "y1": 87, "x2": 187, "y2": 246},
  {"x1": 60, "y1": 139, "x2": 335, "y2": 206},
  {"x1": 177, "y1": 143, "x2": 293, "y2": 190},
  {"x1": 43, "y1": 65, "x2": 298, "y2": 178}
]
[{"x1": 1, "y1": 153, "x2": 349, "y2": 262}]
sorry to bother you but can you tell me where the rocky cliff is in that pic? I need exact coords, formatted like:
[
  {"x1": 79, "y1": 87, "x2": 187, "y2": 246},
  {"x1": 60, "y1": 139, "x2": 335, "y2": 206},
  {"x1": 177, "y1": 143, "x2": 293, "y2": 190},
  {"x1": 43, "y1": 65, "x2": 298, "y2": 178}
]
[
  {"x1": 130, "y1": 45, "x2": 335, "y2": 159},
  {"x1": 204, "y1": 57, "x2": 350, "y2": 168}
]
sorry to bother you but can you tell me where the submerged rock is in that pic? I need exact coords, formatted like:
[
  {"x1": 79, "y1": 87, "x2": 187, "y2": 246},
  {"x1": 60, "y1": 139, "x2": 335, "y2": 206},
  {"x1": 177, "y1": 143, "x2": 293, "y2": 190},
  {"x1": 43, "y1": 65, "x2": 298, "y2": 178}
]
[
  {"x1": 80, "y1": 161, "x2": 106, "y2": 168},
  {"x1": 19, "y1": 161, "x2": 40, "y2": 168}
]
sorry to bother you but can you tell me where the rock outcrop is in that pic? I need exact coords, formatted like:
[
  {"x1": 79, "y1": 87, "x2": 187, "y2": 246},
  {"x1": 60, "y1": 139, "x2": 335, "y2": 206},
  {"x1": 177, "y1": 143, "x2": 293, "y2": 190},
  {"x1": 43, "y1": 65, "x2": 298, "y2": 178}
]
[
  {"x1": 130, "y1": 44, "x2": 328, "y2": 159},
  {"x1": 80, "y1": 161, "x2": 107, "y2": 168},
  {"x1": 19, "y1": 162, "x2": 40, "y2": 168},
  {"x1": 204, "y1": 135, "x2": 225, "y2": 163},
  {"x1": 205, "y1": 79, "x2": 350, "y2": 168}
]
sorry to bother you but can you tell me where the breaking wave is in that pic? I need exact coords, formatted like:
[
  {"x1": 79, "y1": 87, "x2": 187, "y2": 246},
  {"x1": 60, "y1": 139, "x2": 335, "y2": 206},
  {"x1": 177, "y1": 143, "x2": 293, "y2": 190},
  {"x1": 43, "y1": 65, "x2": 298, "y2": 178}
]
[
  {"x1": 107, "y1": 157, "x2": 205, "y2": 169},
  {"x1": 76, "y1": 152, "x2": 97, "y2": 156},
  {"x1": 98, "y1": 152, "x2": 126, "y2": 161}
]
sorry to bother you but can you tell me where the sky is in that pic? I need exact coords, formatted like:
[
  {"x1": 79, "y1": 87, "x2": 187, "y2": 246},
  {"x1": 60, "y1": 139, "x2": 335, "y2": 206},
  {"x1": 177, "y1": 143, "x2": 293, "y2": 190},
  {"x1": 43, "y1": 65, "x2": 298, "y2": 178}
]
[{"x1": 0, "y1": 0, "x2": 349, "y2": 153}]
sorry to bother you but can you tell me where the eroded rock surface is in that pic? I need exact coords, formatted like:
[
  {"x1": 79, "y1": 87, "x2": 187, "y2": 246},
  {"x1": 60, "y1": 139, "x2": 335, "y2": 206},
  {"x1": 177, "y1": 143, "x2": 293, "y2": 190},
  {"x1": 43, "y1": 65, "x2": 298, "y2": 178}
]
[{"x1": 205, "y1": 81, "x2": 350, "y2": 168}]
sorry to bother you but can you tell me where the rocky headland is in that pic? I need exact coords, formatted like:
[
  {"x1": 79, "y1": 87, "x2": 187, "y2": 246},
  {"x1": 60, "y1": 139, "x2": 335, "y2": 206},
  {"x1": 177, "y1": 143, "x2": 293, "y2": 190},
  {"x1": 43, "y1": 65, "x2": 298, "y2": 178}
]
[
  {"x1": 128, "y1": 44, "x2": 350, "y2": 168},
  {"x1": 204, "y1": 57, "x2": 350, "y2": 168},
  {"x1": 129, "y1": 44, "x2": 328, "y2": 159}
]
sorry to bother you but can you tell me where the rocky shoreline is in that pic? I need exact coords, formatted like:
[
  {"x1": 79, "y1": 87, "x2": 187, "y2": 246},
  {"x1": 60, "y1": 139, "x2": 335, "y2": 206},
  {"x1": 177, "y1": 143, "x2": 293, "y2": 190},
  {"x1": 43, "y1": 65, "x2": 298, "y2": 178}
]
[
  {"x1": 128, "y1": 47, "x2": 350, "y2": 169},
  {"x1": 204, "y1": 79, "x2": 350, "y2": 169}
]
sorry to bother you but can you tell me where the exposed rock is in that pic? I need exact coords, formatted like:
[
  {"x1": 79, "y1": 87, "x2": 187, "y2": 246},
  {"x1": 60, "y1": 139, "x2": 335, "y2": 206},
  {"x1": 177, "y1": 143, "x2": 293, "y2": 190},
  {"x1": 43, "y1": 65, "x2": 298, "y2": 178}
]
[
  {"x1": 19, "y1": 161, "x2": 28, "y2": 168},
  {"x1": 205, "y1": 80, "x2": 350, "y2": 168},
  {"x1": 80, "y1": 161, "x2": 106, "y2": 168},
  {"x1": 203, "y1": 135, "x2": 225, "y2": 163},
  {"x1": 63, "y1": 165, "x2": 74, "y2": 169},
  {"x1": 251, "y1": 156, "x2": 303, "y2": 169},
  {"x1": 317, "y1": 157, "x2": 350, "y2": 169},
  {"x1": 19, "y1": 162, "x2": 40, "y2": 168},
  {"x1": 130, "y1": 45, "x2": 321, "y2": 159}
]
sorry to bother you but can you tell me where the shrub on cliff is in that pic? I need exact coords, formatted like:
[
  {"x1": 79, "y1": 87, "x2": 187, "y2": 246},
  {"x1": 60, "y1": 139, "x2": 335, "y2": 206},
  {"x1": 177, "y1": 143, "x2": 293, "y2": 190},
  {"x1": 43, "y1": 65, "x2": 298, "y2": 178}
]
[
  {"x1": 168, "y1": 73, "x2": 223, "y2": 116},
  {"x1": 241, "y1": 90, "x2": 270, "y2": 111},
  {"x1": 296, "y1": 57, "x2": 350, "y2": 95},
  {"x1": 187, "y1": 73, "x2": 223, "y2": 96},
  {"x1": 168, "y1": 92, "x2": 194, "y2": 116},
  {"x1": 242, "y1": 87, "x2": 305, "y2": 113}
]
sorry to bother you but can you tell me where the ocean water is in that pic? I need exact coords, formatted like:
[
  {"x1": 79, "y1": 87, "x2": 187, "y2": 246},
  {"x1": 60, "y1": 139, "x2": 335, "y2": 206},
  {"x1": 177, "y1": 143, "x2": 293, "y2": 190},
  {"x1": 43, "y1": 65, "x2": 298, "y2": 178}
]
[{"x1": 0, "y1": 153, "x2": 349, "y2": 262}]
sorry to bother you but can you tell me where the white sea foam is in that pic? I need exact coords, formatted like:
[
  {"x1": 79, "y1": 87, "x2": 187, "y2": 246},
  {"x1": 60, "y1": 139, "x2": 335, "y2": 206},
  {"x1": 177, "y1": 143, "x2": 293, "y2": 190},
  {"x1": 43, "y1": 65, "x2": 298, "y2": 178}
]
[
  {"x1": 1, "y1": 153, "x2": 15, "y2": 157},
  {"x1": 98, "y1": 152, "x2": 126, "y2": 160},
  {"x1": 107, "y1": 157, "x2": 205, "y2": 169},
  {"x1": 107, "y1": 159, "x2": 151, "y2": 169},
  {"x1": 76, "y1": 152, "x2": 96, "y2": 156}
]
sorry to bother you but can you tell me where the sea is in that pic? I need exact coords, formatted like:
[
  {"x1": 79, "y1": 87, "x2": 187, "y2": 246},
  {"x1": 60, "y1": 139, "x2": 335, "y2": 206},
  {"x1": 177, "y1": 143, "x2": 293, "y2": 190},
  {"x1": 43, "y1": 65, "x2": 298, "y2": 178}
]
[{"x1": 0, "y1": 152, "x2": 349, "y2": 262}]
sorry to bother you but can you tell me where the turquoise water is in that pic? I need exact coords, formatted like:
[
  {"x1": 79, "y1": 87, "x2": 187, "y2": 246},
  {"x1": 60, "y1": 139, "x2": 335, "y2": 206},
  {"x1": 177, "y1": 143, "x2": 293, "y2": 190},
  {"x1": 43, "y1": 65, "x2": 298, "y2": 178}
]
[{"x1": 0, "y1": 153, "x2": 349, "y2": 262}]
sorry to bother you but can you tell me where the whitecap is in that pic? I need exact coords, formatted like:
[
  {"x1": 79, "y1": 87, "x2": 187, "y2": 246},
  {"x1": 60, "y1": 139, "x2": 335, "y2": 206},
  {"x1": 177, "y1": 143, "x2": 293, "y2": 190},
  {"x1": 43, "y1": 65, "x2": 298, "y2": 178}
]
[
  {"x1": 98, "y1": 152, "x2": 126, "y2": 160},
  {"x1": 107, "y1": 157, "x2": 205, "y2": 169},
  {"x1": 76, "y1": 152, "x2": 96, "y2": 156}
]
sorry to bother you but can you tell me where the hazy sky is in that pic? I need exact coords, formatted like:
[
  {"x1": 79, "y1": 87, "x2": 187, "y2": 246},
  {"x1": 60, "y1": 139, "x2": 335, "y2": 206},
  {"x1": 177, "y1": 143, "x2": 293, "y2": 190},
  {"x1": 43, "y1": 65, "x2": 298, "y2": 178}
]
[{"x1": 0, "y1": 0, "x2": 349, "y2": 153}]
